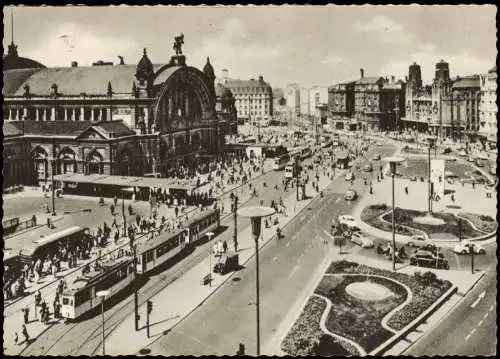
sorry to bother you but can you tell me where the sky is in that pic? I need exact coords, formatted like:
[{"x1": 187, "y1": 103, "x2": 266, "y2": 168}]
[{"x1": 3, "y1": 5, "x2": 497, "y2": 88}]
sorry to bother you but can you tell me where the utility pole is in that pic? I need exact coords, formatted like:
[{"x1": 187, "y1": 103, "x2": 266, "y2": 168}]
[
  {"x1": 133, "y1": 244, "x2": 139, "y2": 331},
  {"x1": 233, "y1": 195, "x2": 238, "y2": 252},
  {"x1": 470, "y1": 244, "x2": 475, "y2": 274}
]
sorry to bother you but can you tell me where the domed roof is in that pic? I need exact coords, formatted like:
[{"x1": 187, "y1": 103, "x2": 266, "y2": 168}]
[
  {"x1": 215, "y1": 83, "x2": 233, "y2": 98},
  {"x1": 3, "y1": 42, "x2": 45, "y2": 70},
  {"x1": 136, "y1": 48, "x2": 154, "y2": 79},
  {"x1": 203, "y1": 57, "x2": 215, "y2": 80}
]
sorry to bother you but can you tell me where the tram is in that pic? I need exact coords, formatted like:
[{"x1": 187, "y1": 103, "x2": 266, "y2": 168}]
[
  {"x1": 136, "y1": 208, "x2": 220, "y2": 274},
  {"x1": 272, "y1": 153, "x2": 291, "y2": 170},
  {"x1": 61, "y1": 253, "x2": 135, "y2": 319}
]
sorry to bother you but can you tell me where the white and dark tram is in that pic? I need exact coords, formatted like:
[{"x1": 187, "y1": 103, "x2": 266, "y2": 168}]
[
  {"x1": 61, "y1": 209, "x2": 220, "y2": 319},
  {"x1": 136, "y1": 208, "x2": 220, "y2": 274},
  {"x1": 61, "y1": 252, "x2": 135, "y2": 319}
]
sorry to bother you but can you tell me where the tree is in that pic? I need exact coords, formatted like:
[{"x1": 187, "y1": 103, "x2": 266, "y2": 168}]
[{"x1": 278, "y1": 97, "x2": 286, "y2": 106}]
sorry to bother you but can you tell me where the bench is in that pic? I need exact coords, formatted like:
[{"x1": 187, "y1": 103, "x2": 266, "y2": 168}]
[{"x1": 201, "y1": 274, "x2": 211, "y2": 286}]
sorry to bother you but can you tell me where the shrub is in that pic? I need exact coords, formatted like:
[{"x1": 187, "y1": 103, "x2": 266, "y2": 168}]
[{"x1": 479, "y1": 215, "x2": 494, "y2": 222}]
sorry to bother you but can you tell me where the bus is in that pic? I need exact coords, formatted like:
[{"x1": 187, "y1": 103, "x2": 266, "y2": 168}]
[
  {"x1": 135, "y1": 208, "x2": 220, "y2": 274},
  {"x1": 273, "y1": 153, "x2": 291, "y2": 170},
  {"x1": 19, "y1": 226, "x2": 90, "y2": 265}
]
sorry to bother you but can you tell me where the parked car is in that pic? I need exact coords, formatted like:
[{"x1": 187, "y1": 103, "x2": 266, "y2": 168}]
[
  {"x1": 372, "y1": 153, "x2": 381, "y2": 160},
  {"x1": 442, "y1": 147, "x2": 452, "y2": 155},
  {"x1": 363, "y1": 163, "x2": 373, "y2": 172},
  {"x1": 344, "y1": 189, "x2": 358, "y2": 201},
  {"x1": 350, "y1": 232, "x2": 374, "y2": 248},
  {"x1": 410, "y1": 249, "x2": 449, "y2": 270},
  {"x1": 345, "y1": 172, "x2": 354, "y2": 181},
  {"x1": 407, "y1": 235, "x2": 428, "y2": 247},
  {"x1": 458, "y1": 150, "x2": 467, "y2": 157},
  {"x1": 453, "y1": 242, "x2": 486, "y2": 255},
  {"x1": 338, "y1": 215, "x2": 360, "y2": 231}
]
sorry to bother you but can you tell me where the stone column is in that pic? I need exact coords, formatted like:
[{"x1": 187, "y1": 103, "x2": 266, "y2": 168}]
[
  {"x1": 35, "y1": 108, "x2": 39, "y2": 121},
  {"x1": 100, "y1": 108, "x2": 105, "y2": 122},
  {"x1": 23, "y1": 107, "x2": 28, "y2": 120},
  {"x1": 91, "y1": 108, "x2": 95, "y2": 122},
  {"x1": 107, "y1": 107, "x2": 111, "y2": 122},
  {"x1": 65, "y1": 108, "x2": 68, "y2": 121},
  {"x1": 51, "y1": 107, "x2": 56, "y2": 121},
  {"x1": 81, "y1": 107, "x2": 85, "y2": 121}
]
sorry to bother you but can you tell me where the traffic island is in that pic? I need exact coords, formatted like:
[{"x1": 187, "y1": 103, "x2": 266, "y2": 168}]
[
  {"x1": 280, "y1": 260, "x2": 454, "y2": 356},
  {"x1": 360, "y1": 205, "x2": 497, "y2": 241}
]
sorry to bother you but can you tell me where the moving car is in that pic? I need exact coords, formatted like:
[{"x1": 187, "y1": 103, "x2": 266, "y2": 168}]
[
  {"x1": 338, "y1": 215, "x2": 360, "y2": 231},
  {"x1": 458, "y1": 150, "x2": 467, "y2": 157},
  {"x1": 453, "y1": 242, "x2": 486, "y2": 255},
  {"x1": 345, "y1": 172, "x2": 354, "y2": 181},
  {"x1": 441, "y1": 147, "x2": 452, "y2": 155},
  {"x1": 410, "y1": 249, "x2": 449, "y2": 270},
  {"x1": 363, "y1": 163, "x2": 373, "y2": 172},
  {"x1": 350, "y1": 232, "x2": 374, "y2": 248},
  {"x1": 372, "y1": 153, "x2": 381, "y2": 161},
  {"x1": 344, "y1": 189, "x2": 358, "y2": 201}
]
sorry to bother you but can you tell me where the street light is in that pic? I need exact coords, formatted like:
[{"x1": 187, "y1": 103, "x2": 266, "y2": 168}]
[
  {"x1": 426, "y1": 136, "x2": 436, "y2": 214},
  {"x1": 383, "y1": 156, "x2": 405, "y2": 271},
  {"x1": 206, "y1": 231, "x2": 215, "y2": 287},
  {"x1": 96, "y1": 290, "x2": 110, "y2": 355},
  {"x1": 237, "y1": 206, "x2": 275, "y2": 356}
]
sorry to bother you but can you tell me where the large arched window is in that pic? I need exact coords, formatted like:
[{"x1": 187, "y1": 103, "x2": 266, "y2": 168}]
[
  {"x1": 58, "y1": 147, "x2": 76, "y2": 174},
  {"x1": 86, "y1": 150, "x2": 104, "y2": 175},
  {"x1": 32, "y1": 147, "x2": 49, "y2": 182}
]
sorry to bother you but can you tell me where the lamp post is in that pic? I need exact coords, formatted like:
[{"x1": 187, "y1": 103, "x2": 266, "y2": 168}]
[
  {"x1": 383, "y1": 156, "x2": 405, "y2": 271},
  {"x1": 426, "y1": 136, "x2": 436, "y2": 214},
  {"x1": 96, "y1": 290, "x2": 110, "y2": 355},
  {"x1": 51, "y1": 158, "x2": 56, "y2": 216},
  {"x1": 206, "y1": 231, "x2": 215, "y2": 286},
  {"x1": 237, "y1": 206, "x2": 275, "y2": 356}
]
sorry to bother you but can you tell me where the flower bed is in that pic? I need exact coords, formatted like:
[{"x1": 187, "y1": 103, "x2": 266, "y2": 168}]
[
  {"x1": 281, "y1": 296, "x2": 355, "y2": 356},
  {"x1": 327, "y1": 261, "x2": 452, "y2": 331},
  {"x1": 315, "y1": 274, "x2": 407, "y2": 353},
  {"x1": 360, "y1": 205, "x2": 423, "y2": 237},
  {"x1": 381, "y1": 208, "x2": 484, "y2": 239},
  {"x1": 457, "y1": 213, "x2": 498, "y2": 234}
]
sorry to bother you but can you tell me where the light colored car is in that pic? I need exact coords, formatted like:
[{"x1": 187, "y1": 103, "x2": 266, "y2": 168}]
[
  {"x1": 453, "y1": 242, "x2": 486, "y2": 255},
  {"x1": 458, "y1": 150, "x2": 467, "y2": 157},
  {"x1": 338, "y1": 215, "x2": 360, "y2": 230},
  {"x1": 345, "y1": 172, "x2": 354, "y2": 181},
  {"x1": 350, "y1": 232, "x2": 374, "y2": 248},
  {"x1": 344, "y1": 189, "x2": 358, "y2": 201},
  {"x1": 372, "y1": 153, "x2": 381, "y2": 160},
  {"x1": 363, "y1": 163, "x2": 373, "y2": 172},
  {"x1": 407, "y1": 235, "x2": 428, "y2": 247}
]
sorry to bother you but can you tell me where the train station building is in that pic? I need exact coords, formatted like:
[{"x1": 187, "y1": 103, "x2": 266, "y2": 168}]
[{"x1": 3, "y1": 37, "x2": 237, "y2": 190}]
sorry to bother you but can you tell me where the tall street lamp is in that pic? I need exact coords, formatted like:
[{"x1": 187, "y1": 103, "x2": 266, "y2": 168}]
[
  {"x1": 96, "y1": 290, "x2": 110, "y2": 355},
  {"x1": 206, "y1": 231, "x2": 215, "y2": 286},
  {"x1": 426, "y1": 136, "x2": 436, "y2": 214},
  {"x1": 383, "y1": 156, "x2": 405, "y2": 271},
  {"x1": 237, "y1": 206, "x2": 275, "y2": 356}
]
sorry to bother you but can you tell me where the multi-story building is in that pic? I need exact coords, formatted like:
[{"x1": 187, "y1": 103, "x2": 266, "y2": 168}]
[
  {"x1": 3, "y1": 37, "x2": 229, "y2": 189},
  {"x1": 309, "y1": 86, "x2": 329, "y2": 125},
  {"x1": 215, "y1": 82, "x2": 238, "y2": 136},
  {"x1": 329, "y1": 69, "x2": 405, "y2": 132},
  {"x1": 284, "y1": 83, "x2": 301, "y2": 125},
  {"x1": 479, "y1": 66, "x2": 497, "y2": 147},
  {"x1": 449, "y1": 75, "x2": 481, "y2": 142},
  {"x1": 299, "y1": 87, "x2": 310, "y2": 118},
  {"x1": 404, "y1": 62, "x2": 434, "y2": 132},
  {"x1": 219, "y1": 69, "x2": 273, "y2": 125}
]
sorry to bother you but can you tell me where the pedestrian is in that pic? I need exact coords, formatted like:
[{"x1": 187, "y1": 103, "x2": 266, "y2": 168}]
[
  {"x1": 23, "y1": 307, "x2": 29, "y2": 324},
  {"x1": 405, "y1": 186, "x2": 408, "y2": 195},
  {"x1": 14, "y1": 332, "x2": 19, "y2": 346},
  {"x1": 35, "y1": 290, "x2": 41, "y2": 307},
  {"x1": 22, "y1": 324, "x2": 29, "y2": 344},
  {"x1": 472, "y1": 181, "x2": 475, "y2": 189},
  {"x1": 223, "y1": 240, "x2": 228, "y2": 253}
]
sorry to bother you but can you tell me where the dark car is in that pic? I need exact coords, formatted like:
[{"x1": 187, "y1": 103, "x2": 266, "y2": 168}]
[{"x1": 410, "y1": 249, "x2": 449, "y2": 270}]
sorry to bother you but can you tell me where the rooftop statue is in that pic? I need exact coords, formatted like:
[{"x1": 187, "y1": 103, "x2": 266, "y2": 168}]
[{"x1": 173, "y1": 33, "x2": 184, "y2": 55}]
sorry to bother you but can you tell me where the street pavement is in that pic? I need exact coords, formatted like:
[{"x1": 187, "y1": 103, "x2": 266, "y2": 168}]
[{"x1": 141, "y1": 143, "x2": 397, "y2": 355}]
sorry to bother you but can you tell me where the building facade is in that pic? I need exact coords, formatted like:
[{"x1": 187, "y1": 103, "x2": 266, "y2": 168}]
[
  {"x1": 284, "y1": 83, "x2": 301, "y2": 125},
  {"x1": 3, "y1": 38, "x2": 231, "y2": 189},
  {"x1": 328, "y1": 69, "x2": 405, "y2": 132},
  {"x1": 219, "y1": 69, "x2": 273, "y2": 124},
  {"x1": 479, "y1": 66, "x2": 497, "y2": 147}
]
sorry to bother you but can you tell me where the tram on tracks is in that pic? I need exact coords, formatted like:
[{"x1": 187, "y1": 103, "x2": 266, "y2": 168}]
[
  {"x1": 60, "y1": 209, "x2": 220, "y2": 319},
  {"x1": 136, "y1": 208, "x2": 220, "y2": 274},
  {"x1": 61, "y1": 253, "x2": 135, "y2": 319}
]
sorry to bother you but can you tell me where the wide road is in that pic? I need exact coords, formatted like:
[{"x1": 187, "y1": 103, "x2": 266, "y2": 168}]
[
  {"x1": 18, "y1": 148, "x2": 330, "y2": 356},
  {"x1": 403, "y1": 259, "x2": 497, "y2": 356},
  {"x1": 144, "y1": 144, "x2": 397, "y2": 355}
]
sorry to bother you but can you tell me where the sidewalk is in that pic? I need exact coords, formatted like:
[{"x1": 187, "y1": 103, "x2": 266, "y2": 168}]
[{"x1": 104, "y1": 166, "x2": 335, "y2": 355}]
